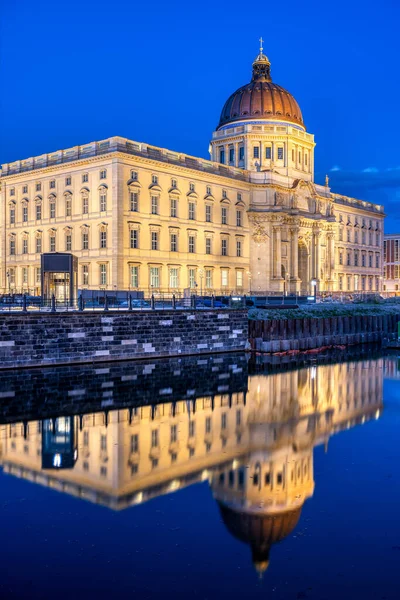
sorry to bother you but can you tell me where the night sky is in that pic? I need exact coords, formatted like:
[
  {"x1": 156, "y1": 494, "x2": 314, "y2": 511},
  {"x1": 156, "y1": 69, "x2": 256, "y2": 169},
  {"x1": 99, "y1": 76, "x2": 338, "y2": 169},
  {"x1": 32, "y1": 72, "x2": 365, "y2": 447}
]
[{"x1": 1, "y1": 0, "x2": 399, "y2": 231}]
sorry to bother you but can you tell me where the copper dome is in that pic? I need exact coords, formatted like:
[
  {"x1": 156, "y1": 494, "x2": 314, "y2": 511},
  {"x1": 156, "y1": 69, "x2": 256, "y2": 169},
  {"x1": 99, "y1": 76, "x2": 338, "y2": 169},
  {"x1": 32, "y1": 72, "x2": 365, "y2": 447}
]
[
  {"x1": 217, "y1": 52, "x2": 303, "y2": 129},
  {"x1": 218, "y1": 502, "x2": 302, "y2": 574}
]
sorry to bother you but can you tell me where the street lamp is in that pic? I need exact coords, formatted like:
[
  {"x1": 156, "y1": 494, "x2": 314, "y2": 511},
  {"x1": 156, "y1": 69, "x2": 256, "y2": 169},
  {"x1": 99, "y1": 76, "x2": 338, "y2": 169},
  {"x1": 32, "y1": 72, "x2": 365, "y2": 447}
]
[
  {"x1": 6, "y1": 270, "x2": 10, "y2": 295},
  {"x1": 311, "y1": 278, "x2": 317, "y2": 303},
  {"x1": 198, "y1": 268, "x2": 204, "y2": 297}
]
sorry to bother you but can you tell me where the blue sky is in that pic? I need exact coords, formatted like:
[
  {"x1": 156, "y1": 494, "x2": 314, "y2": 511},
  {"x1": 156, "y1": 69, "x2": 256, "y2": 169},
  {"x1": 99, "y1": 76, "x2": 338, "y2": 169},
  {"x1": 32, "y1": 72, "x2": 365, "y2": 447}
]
[{"x1": 1, "y1": 0, "x2": 399, "y2": 231}]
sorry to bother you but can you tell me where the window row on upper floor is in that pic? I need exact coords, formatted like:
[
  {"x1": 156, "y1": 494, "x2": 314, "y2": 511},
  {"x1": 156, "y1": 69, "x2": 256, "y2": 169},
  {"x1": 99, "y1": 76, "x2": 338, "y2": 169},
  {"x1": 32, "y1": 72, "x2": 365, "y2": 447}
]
[
  {"x1": 338, "y1": 228, "x2": 380, "y2": 246},
  {"x1": 338, "y1": 248, "x2": 381, "y2": 269},
  {"x1": 8, "y1": 227, "x2": 245, "y2": 258},
  {"x1": 8, "y1": 170, "x2": 108, "y2": 196},
  {"x1": 338, "y1": 215, "x2": 381, "y2": 230},
  {"x1": 8, "y1": 191, "x2": 245, "y2": 227},
  {"x1": 217, "y1": 143, "x2": 310, "y2": 168}
]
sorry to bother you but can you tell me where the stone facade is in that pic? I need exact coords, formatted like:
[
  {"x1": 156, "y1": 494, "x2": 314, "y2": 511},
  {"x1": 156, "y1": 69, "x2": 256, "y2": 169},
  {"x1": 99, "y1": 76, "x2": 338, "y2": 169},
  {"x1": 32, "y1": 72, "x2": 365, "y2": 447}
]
[
  {"x1": 383, "y1": 233, "x2": 400, "y2": 293},
  {"x1": 0, "y1": 309, "x2": 248, "y2": 368}
]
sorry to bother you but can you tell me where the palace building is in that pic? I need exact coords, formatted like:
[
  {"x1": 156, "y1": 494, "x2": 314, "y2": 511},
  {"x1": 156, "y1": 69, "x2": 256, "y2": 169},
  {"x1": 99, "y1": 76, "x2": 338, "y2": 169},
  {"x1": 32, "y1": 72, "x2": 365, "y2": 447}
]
[{"x1": 0, "y1": 43, "x2": 385, "y2": 296}]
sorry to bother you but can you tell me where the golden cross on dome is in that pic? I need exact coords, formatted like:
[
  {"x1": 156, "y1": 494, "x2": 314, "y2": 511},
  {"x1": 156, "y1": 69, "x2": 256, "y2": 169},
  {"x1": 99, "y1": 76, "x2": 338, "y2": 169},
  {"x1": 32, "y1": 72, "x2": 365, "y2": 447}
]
[{"x1": 259, "y1": 36, "x2": 264, "y2": 54}]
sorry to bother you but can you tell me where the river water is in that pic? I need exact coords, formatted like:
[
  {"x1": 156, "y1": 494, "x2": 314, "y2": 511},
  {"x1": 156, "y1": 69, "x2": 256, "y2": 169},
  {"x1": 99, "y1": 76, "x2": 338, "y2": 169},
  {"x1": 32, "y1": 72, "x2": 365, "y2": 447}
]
[{"x1": 0, "y1": 350, "x2": 399, "y2": 599}]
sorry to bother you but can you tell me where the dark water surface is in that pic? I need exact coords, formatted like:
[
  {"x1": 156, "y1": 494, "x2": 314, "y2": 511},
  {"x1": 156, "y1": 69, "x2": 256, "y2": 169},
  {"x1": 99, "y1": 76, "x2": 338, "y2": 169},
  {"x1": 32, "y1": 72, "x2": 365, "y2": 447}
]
[{"x1": 0, "y1": 351, "x2": 399, "y2": 599}]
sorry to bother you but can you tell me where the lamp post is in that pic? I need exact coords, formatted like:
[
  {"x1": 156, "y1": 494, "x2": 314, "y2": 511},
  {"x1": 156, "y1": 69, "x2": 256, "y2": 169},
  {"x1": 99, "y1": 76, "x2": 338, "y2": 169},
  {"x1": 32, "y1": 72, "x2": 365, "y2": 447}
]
[
  {"x1": 311, "y1": 278, "x2": 317, "y2": 303},
  {"x1": 6, "y1": 270, "x2": 10, "y2": 295},
  {"x1": 198, "y1": 268, "x2": 204, "y2": 297}
]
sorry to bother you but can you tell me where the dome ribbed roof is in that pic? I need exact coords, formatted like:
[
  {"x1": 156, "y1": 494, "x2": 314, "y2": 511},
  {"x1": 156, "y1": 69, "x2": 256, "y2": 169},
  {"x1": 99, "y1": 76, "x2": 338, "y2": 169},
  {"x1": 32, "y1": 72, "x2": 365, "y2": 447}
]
[{"x1": 217, "y1": 52, "x2": 303, "y2": 129}]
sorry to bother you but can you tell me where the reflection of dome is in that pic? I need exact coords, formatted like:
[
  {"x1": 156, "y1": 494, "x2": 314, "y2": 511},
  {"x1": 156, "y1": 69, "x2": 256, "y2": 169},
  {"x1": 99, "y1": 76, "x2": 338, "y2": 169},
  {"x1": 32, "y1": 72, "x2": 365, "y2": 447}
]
[
  {"x1": 217, "y1": 52, "x2": 303, "y2": 130},
  {"x1": 218, "y1": 502, "x2": 302, "y2": 574}
]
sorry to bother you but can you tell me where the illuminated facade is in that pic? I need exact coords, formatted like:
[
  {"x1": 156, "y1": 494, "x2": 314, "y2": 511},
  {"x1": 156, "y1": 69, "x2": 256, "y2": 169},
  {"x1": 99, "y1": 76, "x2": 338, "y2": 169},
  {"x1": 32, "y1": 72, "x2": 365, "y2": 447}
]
[
  {"x1": 383, "y1": 233, "x2": 400, "y2": 293},
  {"x1": 0, "y1": 45, "x2": 384, "y2": 296},
  {"x1": 0, "y1": 359, "x2": 383, "y2": 573}
]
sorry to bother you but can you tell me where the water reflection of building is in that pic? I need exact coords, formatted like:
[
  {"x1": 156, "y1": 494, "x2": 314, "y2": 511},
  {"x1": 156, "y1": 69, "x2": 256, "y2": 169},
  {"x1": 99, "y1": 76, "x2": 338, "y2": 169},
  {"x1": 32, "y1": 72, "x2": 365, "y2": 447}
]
[{"x1": 0, "y1": 359, "x2": 383, "y2": 573}]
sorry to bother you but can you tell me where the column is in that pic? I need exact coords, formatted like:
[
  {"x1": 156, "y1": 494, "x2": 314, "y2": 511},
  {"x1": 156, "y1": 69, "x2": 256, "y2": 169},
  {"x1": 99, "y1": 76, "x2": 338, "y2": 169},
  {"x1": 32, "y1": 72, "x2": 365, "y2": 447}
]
[
  {"x1": 273, "y1": 226, "x2": 282, "y2": 278},
  {"x1": 314, "y1": 230, "x2": 321, "y2": 281},
  {"x1": 290, "y1": 227, "x2": 299, "y2": 280},
  {"x1": 235, "y1": 142, "x2": 240, "y2": 167}
]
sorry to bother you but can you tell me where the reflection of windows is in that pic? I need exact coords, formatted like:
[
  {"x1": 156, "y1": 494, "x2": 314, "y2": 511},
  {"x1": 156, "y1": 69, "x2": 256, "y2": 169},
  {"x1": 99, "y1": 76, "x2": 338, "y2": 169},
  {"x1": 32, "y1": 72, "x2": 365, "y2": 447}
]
[
  {"x1": 83, "y1": 431, "x2": 89, "y2": 446},
  {"x1": 151, "y1": 430, "x2": 159, "y2": 447},
  {"x1": 221, "y1": 413, "x2": 227, "y2": 429},
  {"x1": 205, "y1": 417, "x2": 212, "y2": 433},
  {"x1": 189, "y1": 421, "x2": 195, "y2": 437},
  {"x1": 100, "y1": 434, "x2": 107, "y2": 450},
  {"x1": 130, "y1": 434, "x2": 139, "y2": 453},
  {"x1": 170, "y1": 425, "x2": 177, "y2": 443},
  {"x1": 100, "y1": 466, "x2": 107, "y2": 477}
]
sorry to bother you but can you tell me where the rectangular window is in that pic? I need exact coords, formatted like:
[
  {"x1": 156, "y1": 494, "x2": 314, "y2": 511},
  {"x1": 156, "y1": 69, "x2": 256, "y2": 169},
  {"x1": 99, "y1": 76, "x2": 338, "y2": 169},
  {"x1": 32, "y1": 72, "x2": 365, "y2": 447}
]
[
  {"x1": 347, "y1": 230, "x2": 351, "y2": 242},
  {"x1": 236, "y1": 240, "x2": 242, "y2": 257},
  {"x1": 222, "y1": 189, "x2": 227, "y2": 199},
  {"x1": 339, "y1": 228, "x2": 343, "y2": 242},
  {"x1": 82, "y1": 173, "x2": 88, "y2": 183},
  {"x1": 170, "y1": 197, "x2": 177, "y2": 217},
  {"x1": 100, "y1": 264, "x2": 107, "y2": 285},
  {"x1": 171, "y1": 178, "x2": 177, "y2": 188},
  {"x1": 219, "y1": 148, "x2": 225, "y2": 164},
  {"x1": 277, "y1": 147, "x2": 284, "y2": 160},
  {"x1": 221, "y1": 207, "x2": 227, "y2": 225},
  {"x1": 152, "y1": 175, "x2": 158, "y2": 185},
  {"x1": 239, "y1": 147, "x2": 244, "y2": 161},
  {"x1": 100, "y1": 169, "x2": 107, "y2": 180},
  {"x1": 253, "y1": 146, "x2": 259, "y2": 159},
  {"x1": 339, "y1": 252, "x2": 343, "y2": 265},
  {"x1": 236, "y1": 270, "x2": 243, "y2": 287},
  {"x1": 347, "y1": 275, "x2": 351, "y2": 290},
  {"x1": 206, "y1": 186, "x2": 212, "y2": 195},
  {"x1": 49, "y1": 180, "x2": 55, "y2": 189},
  {"x1": 9, "y1": 268, "x2": 15, "y2": 284},
  {"x1": 36, "y1": 183, "x2": 41, "y2": 192},
  {"x1": 189, "y1": 268, "x2": 196, "y2": 288},
  {"x1": 188, "y1": 235, "x2": 195, "y2": 253},
  {"x1": 130, "y1": 192, "x2": 139, "y2": 211},
  {"x1": 65, "y1": 234, "x2": 72, "y2": 251},
  {"x1": 36, "y1": 267, "x2": 41, "y2": 284},
  {"x1": 354, "y1": 252, "x2": 359, "y2": 266},
  {"x1": 205, "y1": 269, "x2": 212, "y2": 288},
  {"x1": 50, "y1": 202, "x2": 56, "y2": 219},
  {"x1": 205, "y1": 204, "x2": 212, "y2": 222},
  {"x1": 221, "y1": 269, "x2": 228, "y2": 287},
  {"x1": 376, "y1": 254, "x2": 380, "y2": 268},
  {"x1": 130, "y1": 266, "x2": 138, "y2": 288},
  {"x1": 36, "y1": 237, "x2": 42, "y2": 254},
  {"x1": 362, "y1": 231, "x2": 366, "y2": 244},
  {"x1": 9, "y1": 188, "x2": 15, "y2": 196},
  {"x1": 65, "y1": 197, "x2": 72, "y2": 217},
  {"x1": 206, "y1": 238, "x2": 211, "y2": 255},
  {"x1": 151, "y1": 196, "x2": 158, "y2": 215},
  {"x1": 100, "y1": 193, "x2": 107, "y2": 212},
  {"x1": 82, "y1": 264, "x2": 89, "y2": 286},
  {"x1": 355, "y1": 231, "x2": 358, "y2": 243},
  {"x1": 50, "y1": 236, "x2": 56, "y2": 252},
  {"x1": 22, "y1": 206, "x2": 28, "y2": 222},
  {"x1": 266, "y1": 147, "x2": 272, "y2": 159},
  {"x1": 23, "y1": 185, "x2": 28, "y2": 194},
  {"x1": 151, "y1": 429, "x2": 159, "y2": 447},
  {"x1": 236, "y1": 210, "x2": 242, "y2": 227},
  {"x1": 151, "y1": 231, "x2": 159, "y2": 251},
  {"x1": 100, "y1": 230, "x2": 107, "y2": 249},
  {"x1": 23, "y1": 238, "x2": 28, "y2": 254},
  {"x1": 82, "y1": 196, "x2": 89, "y2": 214},
  {"x1": 229, "y1": 148, "x2": 234, "y2": 163},
  {"x1": 369, "y1": 254, "x2": 372, "y2": 268},
  {"x1": 347, "y1": 252, "x2": 351, "y2": 266},
  {"x1": 82, "y1": 232, "x2": 89, "y2": 250},
  {"x1": 65, "y1": 176, "x2": 71, "y2": 186},
  {"x1": 169, "y1": 268, "x2": 178, "y2": 289},
  {"x1": 189, "y1": 182, "x2": 195, "y2": 192},
  {"x1": 130, "y1": 434, "x2": 139, "y2": 453},
  {"x1": 130, "y1": 229, "x2": 139, "y2": 249},
  {"x1": 203, "y1": 417, "x2": 211, "y2": 435},
  {"x1": 150, "y1": 267, "x2": 160, "y2": 287},
  {"x1": 188, "y1": 202, "x2": 195, "y2": 220},
  {"x1": 10, "y1": 207, "x2": 15, "y2": 224},
  {"x1": 131, "y1": 170, "x2": 138, "y2": 181},
  {"x1": 221, "y1": 239, "x2": 228, "y2": 256},
  {"x1": 362, "y1": 254, "x2": 366, "y2": 267},
  {"x1": 22, "y1": 267, "x2": 28, "y2": 284},
  {"x1": 170, "y1": 233, "x2": 178, "y2": 252}
]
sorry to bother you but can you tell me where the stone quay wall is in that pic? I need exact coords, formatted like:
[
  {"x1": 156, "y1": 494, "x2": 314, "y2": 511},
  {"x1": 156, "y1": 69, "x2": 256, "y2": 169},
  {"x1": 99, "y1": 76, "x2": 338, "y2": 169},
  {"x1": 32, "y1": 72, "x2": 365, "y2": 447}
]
[
  {"x1": 249, "y1": 314, "x2": 400, "y2": 353},
  {"x1": 0, "y1": 309, "x2": 248, "y2": 369}
]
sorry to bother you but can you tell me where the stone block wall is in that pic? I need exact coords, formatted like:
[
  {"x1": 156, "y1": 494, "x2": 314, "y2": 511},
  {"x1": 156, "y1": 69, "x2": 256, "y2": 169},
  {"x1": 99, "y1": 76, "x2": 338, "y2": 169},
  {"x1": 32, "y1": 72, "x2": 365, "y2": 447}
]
[
  {"x1": 249, "y1": 314, "x2": 400, "y2": 353},
  {"x1": 0, "y1": 309, "x2": 248, "y2": 369}
]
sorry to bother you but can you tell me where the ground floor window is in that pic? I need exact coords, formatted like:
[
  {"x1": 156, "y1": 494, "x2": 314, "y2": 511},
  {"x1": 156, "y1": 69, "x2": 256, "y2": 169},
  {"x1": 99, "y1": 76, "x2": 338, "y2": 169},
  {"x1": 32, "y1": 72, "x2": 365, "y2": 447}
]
[
  {"x1": 100, "y1": 264, "x2": 107, "y2": 286},
  {"x1": 189, "y1": 268, "x2": 196, "y2": 289},
  {"x1": 169, "y1": 268, "x2": 179, "y2": 289},
  {"x1": 236, "y1": 270, "x2": 243, "y2": 288},
  {"x1": 82, "y1": 264, "x2": 89, "y2": 286},
  {"x1": 150, "y1": 267, "x2": 160, "y2": 288},
  {"x1": 130, "y1": 266, "x2": 139, "y2": 288},
  {"x1": 221, "y1": 269, "x2": 229, "y2": 287},
  {"x1": 205, "y1": 269, "x2": 212, "y2": 288}
]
